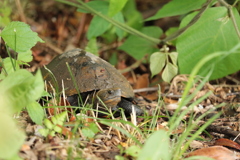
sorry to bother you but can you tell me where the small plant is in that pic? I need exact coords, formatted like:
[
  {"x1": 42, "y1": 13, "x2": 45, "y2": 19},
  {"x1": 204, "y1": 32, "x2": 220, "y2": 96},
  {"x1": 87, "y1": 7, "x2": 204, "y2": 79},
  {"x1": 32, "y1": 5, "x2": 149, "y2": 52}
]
[
  {"x1": 0, "y1": 21, "x2": 44, "y2": 159},
  {"x1": 39, "y1": 111, "x2": 68, "y2": 137}
]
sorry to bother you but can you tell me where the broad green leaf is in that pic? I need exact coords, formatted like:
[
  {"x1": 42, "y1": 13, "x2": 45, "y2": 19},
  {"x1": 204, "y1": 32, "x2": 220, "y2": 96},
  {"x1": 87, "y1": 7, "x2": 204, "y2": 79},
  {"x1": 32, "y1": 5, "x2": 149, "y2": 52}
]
[
  {"x1": 1, "y1": 21, "x2": 44, "y2": 52},
  {"x1": 169, "y1": 52, "x2": 178, "y2": 66},
  {"x1": 18, "y1": 50, "x2": 33, "y2": 63},
  {"x1": 176, "y1": 7, "x2": 240, "y2": 80},
  {"x1": 122, "y1": 0, "x2": 143, "y2": 30},
  {"x1": 146, "y1": 0, "x2": 206, "y2": 21},
  {"x1": 85, "y1": 37, "x2": 99, "y2": 55},
  {"x1": 77, "y1": 1, "x2": 108, "y2": 13},
  {"x1": 162, "y1": 62, "x2": 178, "y2": 83},
  {"x1": 0, "y1": 114, "x2": 25, "y2": 159},
  {"x1": 138, "y1": 130, "x2": 171, "y2": 160},
  {"x1": 1, "y1": 58, "x2": 20, "y2": 77},
  {"x1": 78, "y1": 1, "x2": 125, "y2": 40},
  {"x1": 26, "y1": 101, "x2": 44, "y2": 125},
  {"x1": 150, "y1": 52, "x2": 167, "y2": 77},
  {"x1": 118, "y1": 26, "x2": 162, "y2": 60},
  {"x1": 108, "y1": 0, "x2": 128, "y2": 17},
  {"x1": 29, "y1": 70, "x2": 45, "y2": 101},
  {"x1": 87, "y1": 16, "x2": 110, "y2": 39},
  {"x1": 0, "y1": 69, "x2": 44, "y2": 113},
  {"x1": 112, "y1": 12, "x2": 125, "y2": 39}
]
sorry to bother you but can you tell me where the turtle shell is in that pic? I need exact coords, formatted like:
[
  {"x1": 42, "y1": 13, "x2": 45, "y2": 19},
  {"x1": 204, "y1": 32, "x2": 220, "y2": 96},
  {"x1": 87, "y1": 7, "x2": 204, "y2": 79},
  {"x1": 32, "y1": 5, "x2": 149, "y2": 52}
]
[{"x1": 42, "y1": 48, "x2": 134, "y2": 98}]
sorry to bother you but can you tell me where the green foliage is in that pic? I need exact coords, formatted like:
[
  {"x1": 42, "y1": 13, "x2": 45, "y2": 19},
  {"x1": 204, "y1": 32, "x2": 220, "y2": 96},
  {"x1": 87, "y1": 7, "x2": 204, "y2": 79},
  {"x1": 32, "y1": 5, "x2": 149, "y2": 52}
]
[
  {"x1": 108, "y1": 0, "x2": 128, "y2": 17},
  {"x1": 59, "y1": 0, "x2": 240, "y2": 82},
  {"x1": 78, "y1": 1, "x2": 124, "y2": 40},
  {"x1": 0, "y1": 21, "x2": 45, "y2": 159},
  {"x1": 0, "y1": 114, "x2": 25, "y2": 159},
  {"x1": 0, "y1": 1, "x2": 11, "y2": 27},
  {"x1": 146, "y1": 0, "x2": 207, "y2": 21},
  {"x1": 1, "y1": 21, "x2": 44, "y2": 53},
  {"x1": 85, "y1": 37, "x2": 99, "y2": 56},
  {"x1": 0, "y1": 69, "x2": 44, "y2": 113},
  {"x1": 122, "y1": 0, "x2": 143, "y2": 30},
  {"x1": 0, "y1": 69, "x2": 44, "y2": 159},
  {"x1": 150, "y1": 51, "x2": 178, "y2": 82},
  {"x1": 138, "y1": 130, "x2": 171, "y2": 160},
  {"x1": 39, "y1": 111, "x2": 67, "y2": 137},
  {"x1": 81, "y1": 122, "x2": 99, "y2": 139},
  {"x1": 176, "y1": 7, "x2": 240, "y2": 80},
  {"x1": 118, "y1": 26, "x2": 162, "y2": 60},
  {"x1": 116, "y1": 145, "x2": 141, "y2": 159},
  {"x1": 26, "y1": 101, "x2": 45, "y2": 125}
]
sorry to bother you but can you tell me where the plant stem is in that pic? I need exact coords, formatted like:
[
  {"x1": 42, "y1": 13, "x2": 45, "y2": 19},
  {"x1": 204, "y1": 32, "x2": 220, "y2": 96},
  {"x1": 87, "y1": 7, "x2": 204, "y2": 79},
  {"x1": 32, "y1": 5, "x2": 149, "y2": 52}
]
[
  {"x1": 5, "y1": 45, "x2": 16, "y2": 71},
  {"x1": 218, "y1": 0, "x2": 240, "y2": 40}
]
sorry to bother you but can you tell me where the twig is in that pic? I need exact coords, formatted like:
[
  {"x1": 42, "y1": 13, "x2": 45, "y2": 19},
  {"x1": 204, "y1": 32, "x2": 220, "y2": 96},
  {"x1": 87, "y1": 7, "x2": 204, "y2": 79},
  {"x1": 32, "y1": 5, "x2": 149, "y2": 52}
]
[
  {"x1": 74, "y1": 0, "x2": 89, "y2": 45},
  {"x1": 218, "y1": 0, "x2": 240, "y2": 40},
  {"x1": 133, "y1": 87, "x2": 159, "y2": 93},
  {"x1": 226, "y1": 75, "x2": 240, "y2": 84}
]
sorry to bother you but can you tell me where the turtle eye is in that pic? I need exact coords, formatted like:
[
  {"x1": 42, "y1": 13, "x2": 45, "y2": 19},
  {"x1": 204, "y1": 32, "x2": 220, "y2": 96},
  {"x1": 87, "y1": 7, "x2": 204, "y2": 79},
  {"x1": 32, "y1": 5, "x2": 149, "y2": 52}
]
[{"x1": 108, "y1": 90, "x2": 113, "y2": 94}]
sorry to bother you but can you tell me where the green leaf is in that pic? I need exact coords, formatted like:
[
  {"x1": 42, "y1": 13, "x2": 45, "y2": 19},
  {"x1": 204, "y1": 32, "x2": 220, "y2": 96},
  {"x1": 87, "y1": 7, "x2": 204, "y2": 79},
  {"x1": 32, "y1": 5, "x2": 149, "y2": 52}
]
[
  {"x1": 0, "y1": 69, "x2": 44, "y2": 113},
  {"x1": 78, "y1": 1, "x2": 125, "y2": 40},
  {"x1": 125, "y1": 146, "x2": 140, "y2": 158},
  {"x1": 176, "y1": 7, "x2": 240, "y2": 80},
  {"x1": 150, "y1": 52, "x2": 167, "y2": 77},
  {"x1": 77, "y1": 1, "x2": 108, "y2": 13},
  {"x1": 112, "y1": 12, "x2": 125, "y2": 39},
  {"x1": 0, "y1": 1, "x2": 11, "y2": 27},
  {"x1": 118, "y1": 26, "x2": 162, "y2": 60},
  {"x1": 53, "y1": 125, "x2": 62, "y2": 133},
  {"x1": 87, "y1": 16, "x2": 110, "y2": 39},
  {"x1": 1, "y1": 21, "x2": 44, "y2": 52},
  {"x1": 18, "y1": 50, "x2": 33, "y2": 63},
  {"x1": 85, "y1": 37, "x2": 99, "y2": 56},
  {"x1": 138, "y1": 130, "x2": 171, "y2": 160},
  {"x1": 122, "y1": 0, "x2": 143, "y2": 30},
  {"x1": 38, "y1": 128, "x2": 49, "y2": 137},
  {"x1": 26, "y1": 101, "x2": 44, "y2": 125},
  {"x1": 1, "y1": 58, "x2": 20, "y2": 77},
  {"x1": 162, "y1": 62, "x2": 178, "y2": 83},
  {"x1": 0, "y1": 114, "x2": 25, "y2": 159},
  {"x1": 169, "y1": 52, "x2": 178, "y2": 66},
  {"x1": 55, "y1": 111, "x2": 67, "y2": 123},
  {"x1": 82, "y1": 128, "x2": 95, "y2": 139},
  {"x1": 89, "y1": 122, "x2": 99, "y2": 134},
  {"x1": 146, "y1": 0, "x2": 206, "y2": 21},
  {"x1": 109, "y1": 52, "x2": 118, "y2": 65},
  {"x1": 44, "y1": 118, "x2": 53, "y2": 130},
  {"x1": 108, "y1": 0, "x2": 128, "y2": 17}
]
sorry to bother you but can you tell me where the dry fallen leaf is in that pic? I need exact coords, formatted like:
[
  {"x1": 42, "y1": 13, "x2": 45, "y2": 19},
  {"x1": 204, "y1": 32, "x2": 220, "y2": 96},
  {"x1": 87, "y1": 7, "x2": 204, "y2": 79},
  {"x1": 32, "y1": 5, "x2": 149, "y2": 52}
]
[
  {"x1": 186, "y1": 146, "x2": 236, "y2": 160},
  {"x1": 215, "y1": 138, "x2": 240, "y2": 151},
  {"x1": 134, "y1": 73, "x2": 149, "y2": 96}
]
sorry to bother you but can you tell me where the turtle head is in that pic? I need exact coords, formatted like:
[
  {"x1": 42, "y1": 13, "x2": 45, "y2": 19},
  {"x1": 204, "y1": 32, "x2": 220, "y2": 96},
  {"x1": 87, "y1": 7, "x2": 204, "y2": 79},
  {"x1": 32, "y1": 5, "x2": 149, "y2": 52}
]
[{"x1": 96, "y1": 88, "x2": 121, "y2": 109}]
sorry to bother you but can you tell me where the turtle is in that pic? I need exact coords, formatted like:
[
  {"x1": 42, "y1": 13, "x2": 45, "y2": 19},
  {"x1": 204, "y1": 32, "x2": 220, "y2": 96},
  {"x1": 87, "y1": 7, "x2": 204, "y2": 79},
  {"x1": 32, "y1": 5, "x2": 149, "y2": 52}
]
[{"x1": 41, "y1": 48, "x2": 143, "y2": 116}]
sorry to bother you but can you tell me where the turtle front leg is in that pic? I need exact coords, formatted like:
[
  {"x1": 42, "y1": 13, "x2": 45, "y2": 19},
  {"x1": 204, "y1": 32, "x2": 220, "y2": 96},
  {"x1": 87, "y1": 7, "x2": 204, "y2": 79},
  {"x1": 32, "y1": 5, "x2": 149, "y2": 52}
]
[{"x1": 113, "y1": 98, "x2": 144, "y2": 116}]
